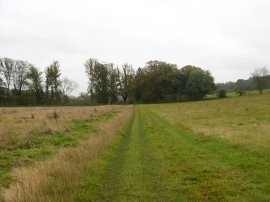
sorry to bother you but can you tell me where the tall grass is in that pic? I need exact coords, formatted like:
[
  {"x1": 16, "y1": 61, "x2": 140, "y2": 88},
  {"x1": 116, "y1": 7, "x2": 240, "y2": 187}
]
[
  {"x1": 0, "y1": 105, "x2": 118, "y2": 143},
  {"x1": 0, "y1": 105, "x2": 122, "y2": 189},
  {"x1": 1, "y1": 107, "x2": 133, "y2": 202}
]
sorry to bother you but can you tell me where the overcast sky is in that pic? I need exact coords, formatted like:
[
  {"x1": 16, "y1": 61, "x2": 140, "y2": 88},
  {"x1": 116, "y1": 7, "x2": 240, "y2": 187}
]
[{"x1": 1, "y1": 0, "x2": 270, "y2": 95}]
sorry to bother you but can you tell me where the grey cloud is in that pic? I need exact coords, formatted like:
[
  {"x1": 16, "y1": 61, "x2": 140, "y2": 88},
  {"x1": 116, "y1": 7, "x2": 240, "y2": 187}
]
[{"x1": 1, "y1": 0, "x2": 270, "y2": 94}]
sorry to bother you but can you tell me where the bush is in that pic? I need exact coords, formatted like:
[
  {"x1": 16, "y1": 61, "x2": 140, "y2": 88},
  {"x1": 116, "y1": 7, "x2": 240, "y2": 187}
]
[
  {"x1": 217, "y1": 89, "x2": 226, "y2": 98},
  {"x1": 48, "y1": 110, "x2": 60, "y2": 121}
]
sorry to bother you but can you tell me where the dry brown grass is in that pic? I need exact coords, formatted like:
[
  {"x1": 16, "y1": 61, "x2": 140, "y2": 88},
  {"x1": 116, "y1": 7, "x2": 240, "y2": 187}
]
[
  {"x1": 1, "y1": 106, "x2": 133, "y2": 202},
  {"x1": 0, "y1": 126, "x2": 10, "y2": 141},
  {"x1": 0, "y1": 105, "x2": 119, "y2": 143}
]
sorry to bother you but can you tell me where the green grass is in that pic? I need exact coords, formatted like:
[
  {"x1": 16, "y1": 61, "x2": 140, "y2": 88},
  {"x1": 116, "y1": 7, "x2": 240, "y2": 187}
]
[
  {"x1": 2, "y1": 95, "x2": 270, "y2": 201},
  {"x1": 76, "y1": 98, "x2": 270, "y2": 201},
  {"x1": 0, "y1": 109, "x2": 121, "y2": 188},
  {"x1": 151, "y1": 93, "x2": 270, "y2": 152}
]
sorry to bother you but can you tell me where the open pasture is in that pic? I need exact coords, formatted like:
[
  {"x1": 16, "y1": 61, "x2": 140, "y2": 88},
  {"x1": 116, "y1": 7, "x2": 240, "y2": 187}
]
[
  {"x1": 151, "y1": 93, "x2": 270, "y2": 152},
  {"x1": 2, "y1": 94, "x2": 270, "y2": 201},
  {"x1": 76, "y1": 94, "x2": 270, "y2": 201}
]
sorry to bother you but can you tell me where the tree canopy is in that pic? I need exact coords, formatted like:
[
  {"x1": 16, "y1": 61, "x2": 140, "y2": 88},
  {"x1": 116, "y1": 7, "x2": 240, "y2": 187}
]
[
  {"x1": 85, "y1": 59, "x2": 216, "y2": 104},
  {"x1": 85, "y1": 59, "x2": 120, "y2": 104},
  {"x1": 0, "y1": 58, "x2": 78, "y2": 105},
  {"x1": 133, "y1": 61, "x2": 179, "y2": 103},
  {"x1": 251, "y1": 67, "x2": 270, "y2": 94},
  {"x1": 185, "y1": 69, "x2": 215, "y2": 100},
  {"x1": 0, "y1": 56, "x2": 217, "y2": 105}
]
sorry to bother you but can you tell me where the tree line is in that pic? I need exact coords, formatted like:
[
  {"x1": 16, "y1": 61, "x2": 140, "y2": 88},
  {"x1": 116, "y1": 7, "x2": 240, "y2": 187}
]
[
  {"x1": 216, "y1": 67, "x2": 270, "y2": 96},
  {"x1": 85, "y1": 59, "x2": 215, "y2": 104},
  {"x1": 0, "y1": 58, "x2": 78, "y2": 105},
  {"x1": 2, "y1": 56, "x2": 267, "y2": 106}
]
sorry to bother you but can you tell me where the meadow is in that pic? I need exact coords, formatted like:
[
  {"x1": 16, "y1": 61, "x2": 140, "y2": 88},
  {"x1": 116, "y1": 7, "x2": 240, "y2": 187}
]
[
  {"x1": 74, "y1": 94, "x2": 270, "y2": 201},
  {"x1": 156, "y1": 93, "x2": 270, "y2": 152},
  {"x1": 0, "y1": 105, "x2": 130, "y2": 194},
  {"x1": 1, "y1": 93, "x2": 270, "y2": 201}
]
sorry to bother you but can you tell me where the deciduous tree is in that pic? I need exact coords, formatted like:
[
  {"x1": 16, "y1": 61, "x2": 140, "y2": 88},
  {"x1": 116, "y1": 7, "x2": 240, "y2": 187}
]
[
  {"x1": 0, "y1": 58, "x2": 15, "y2": 99},
  {"x1": 185, "y1": 69, "x2": 215, "y2": 100},
  {"x1": 12, "y1": 60, "x2": 31, "y2": 95},
  {"x1": 85, "y1": 58, "x2": 109, "y2": 104},
  {"x1": 45, "y1": 61, "x2": 61, "y2": 102},
  {"x1": 133, "y1": 61, "x2": 179, "y2": 103},
  {"x1": 107, "y1": 63, "x2": 120, "y2": 104},
  {"x1": 27, "y1": 66, "x2": 43, "y2": 104},
  {"x1": 60, "y1": 77, "x2": 79, "y2": 97},
  {"x1": 251, "y1": 67, "x2": 270, "y2": 94},
  {"x1": 119, "y1": 63, "x2": 135, "y2": 103}
]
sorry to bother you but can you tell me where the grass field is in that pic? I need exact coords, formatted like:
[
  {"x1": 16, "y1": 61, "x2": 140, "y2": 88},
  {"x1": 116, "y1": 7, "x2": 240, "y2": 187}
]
[
  {"x1": 2, "y1": 106, "x2": 133, "y2": 201},
  {"x1": 76, "y1": 93, "x2": 270, "y2": 201},
  {"x1": 0, "y1": 105, "x2": 123, "y2": 189},
  {"x1": 2, "y1": 93, "x2": 270, "y2": 201}
]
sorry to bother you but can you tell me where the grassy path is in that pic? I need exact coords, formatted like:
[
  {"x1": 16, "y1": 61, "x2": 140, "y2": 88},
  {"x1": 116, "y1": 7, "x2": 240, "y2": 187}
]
[{"x1": 77, "y1": 105, "x2": 270, "y2": 201}]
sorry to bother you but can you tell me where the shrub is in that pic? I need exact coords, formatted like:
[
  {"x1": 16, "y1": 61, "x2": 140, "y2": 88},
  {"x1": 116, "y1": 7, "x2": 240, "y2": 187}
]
[
  {"x1": 48, "y1": 110, "x2": 60, "y2": 121},
  {"x1": 217, "y1": 89, "x2": 226, "y2": 98}
]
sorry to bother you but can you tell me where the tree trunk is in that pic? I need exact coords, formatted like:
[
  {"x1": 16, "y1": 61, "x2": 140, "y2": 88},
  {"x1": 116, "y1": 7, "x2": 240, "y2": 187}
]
[
  {"x1": 122, "y1": 94, "x2": 128, "y2": 103},
  {"x1": 108, "y1": 96, "x2": 111, "y2": 105}
]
